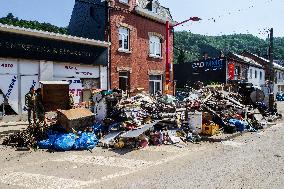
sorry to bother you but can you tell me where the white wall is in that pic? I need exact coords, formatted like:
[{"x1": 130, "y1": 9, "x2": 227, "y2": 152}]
[
  {"x1": 247, "y1": 66, "x2": 265, "y2": 87},
  {"x1": 274, "y1": 69, "x2": 284, "y2": 95},
  {"x1": 0, "y1": 58, "x2": 108, "y2": 114},
  {"x1": 0, "y1": 58, "x2": 39, "y2": 114}
]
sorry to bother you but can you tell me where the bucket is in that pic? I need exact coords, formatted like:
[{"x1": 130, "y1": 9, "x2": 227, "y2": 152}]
[{"x1": 188, "y1": 111, "x2": 202, "y2": 133}]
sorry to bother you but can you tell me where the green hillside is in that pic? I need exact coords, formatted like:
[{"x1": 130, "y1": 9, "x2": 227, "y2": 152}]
[
  {"x1": 0, "y1": 13, "x2": 67, "y2": 34},
  {"x1": 174, "y1": 31, "x2": 284, "y2": 64}
]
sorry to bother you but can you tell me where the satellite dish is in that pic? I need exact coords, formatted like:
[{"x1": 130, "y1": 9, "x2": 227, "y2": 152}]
[{"x1": 250, "y1": 89, "x2": 265, "y2": 104}]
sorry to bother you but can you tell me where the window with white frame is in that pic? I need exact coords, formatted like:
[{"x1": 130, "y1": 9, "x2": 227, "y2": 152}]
[
  {"x1": 119, "y1": 0, "x2": 129, "y2": 4},
  {"x1": 260, "y1": 71, "x2": 263, "y2": 80},
  {"x1": 234, "y1": 66, "x2": 240, "y2": 80},
  {"x1": 119, "y1": 27, "x2": 129, "y2": 51},
  {"x1": 249, "y1": 69, "x2": 252, "y2": 79},
  {"x1": 149, "y1": 75, "x2": 162, "y2": 94},
  {"x1": 149, "y1": 36, "x2": 162, "y2": 57},
  {"x1": 255, "y1": 70, "x2": 257, "y2": 79}
]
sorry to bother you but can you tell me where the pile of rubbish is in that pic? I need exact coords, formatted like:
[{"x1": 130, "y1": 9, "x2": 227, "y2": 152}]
[{"x1": 2, "y1": 84, "x2": 282, "y2": 151}]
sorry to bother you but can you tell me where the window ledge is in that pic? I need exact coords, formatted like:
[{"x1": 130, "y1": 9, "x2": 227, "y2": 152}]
[
  {"x1": 149, "y1": 54, "x2": 163, "y2": 59},
  {"x1": 118, "y1": 49, "x2": 132, "y2": 54}
]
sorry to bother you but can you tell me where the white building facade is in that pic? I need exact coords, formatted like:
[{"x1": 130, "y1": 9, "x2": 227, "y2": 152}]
[
  {"x1": 247, "y1": 66, "x2": 265, "y2": 87},
  {"x1": 232, "y1": 53, "x2": 265, "y2": 87},
  {"x1": 0, "y1": 24, "x2": 110, "y2": 115}
]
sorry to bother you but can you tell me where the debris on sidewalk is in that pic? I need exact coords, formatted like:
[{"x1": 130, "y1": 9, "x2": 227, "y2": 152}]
[{"x1": 2, "y1": 82, "x2": 282, "y2": 152}]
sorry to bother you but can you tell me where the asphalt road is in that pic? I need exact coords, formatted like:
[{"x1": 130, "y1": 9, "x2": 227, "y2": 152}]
[{"x1": 0, "y1": 105, "x2": 283, "y2": 189}]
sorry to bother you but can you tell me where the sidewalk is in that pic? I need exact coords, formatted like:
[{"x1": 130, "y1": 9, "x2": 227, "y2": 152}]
[{"x1": 0, "y1": 114, "x2": 28, "y2": 127}]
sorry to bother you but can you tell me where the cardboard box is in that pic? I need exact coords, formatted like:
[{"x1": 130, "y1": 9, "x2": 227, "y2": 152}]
[{"x1": 57, "y1": 108, "x2": 95, "y2": 132}]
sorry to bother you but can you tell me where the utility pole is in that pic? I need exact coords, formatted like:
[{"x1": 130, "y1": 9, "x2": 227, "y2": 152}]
[
  {"x1": 269, "y1": 28, "x2": 274, "y2": 110},
  {"x1": 269, "y1": 28, "x2": 274, "y2": 83}
]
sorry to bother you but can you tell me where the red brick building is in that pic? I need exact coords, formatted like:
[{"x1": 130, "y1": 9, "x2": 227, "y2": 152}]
[{"x1": 69, "y1": 0, "x2": 175, "y2": 94}]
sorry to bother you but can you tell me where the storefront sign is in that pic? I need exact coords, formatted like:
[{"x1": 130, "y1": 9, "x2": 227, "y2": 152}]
[
  {"x1": 174, "y1": 58, "x2": 227, "y2": 87},
  {"x1": 192, "y1": 59, "x2": 224, "y2": 71},
  {"x1": 53, "y1": 63, "x2": 100, "y2": 78},
  {"x1": 0, "y1": 31, "x2": 108, "y2": 66}
]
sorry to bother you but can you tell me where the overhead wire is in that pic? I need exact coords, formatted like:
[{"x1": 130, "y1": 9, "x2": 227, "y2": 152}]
[{"x1": 177, "y1": 0, "x2": 275, "y2": 37}]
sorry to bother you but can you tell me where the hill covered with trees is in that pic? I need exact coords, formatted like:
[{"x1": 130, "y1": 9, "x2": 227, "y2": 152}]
[
  {"x1": 174, "y1": 31, "x2": 284, "y2": 64},
  {"x1": 0, "y1": 13, "x2": 67, "y2": 34}
]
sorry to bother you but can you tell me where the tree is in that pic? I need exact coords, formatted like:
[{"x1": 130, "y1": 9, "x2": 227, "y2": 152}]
[
  {"x1": 177, "y1": 49, "x2": 186, "y2": 64},
  {"x1": 6, "y1": 13, "x2": 14, "y2": 20},
  {"x1": 174, "y1": 31, "x2": 284, "y2": 62}
]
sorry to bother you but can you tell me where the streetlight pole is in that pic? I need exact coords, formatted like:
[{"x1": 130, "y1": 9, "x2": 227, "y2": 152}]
[{"x1": 165, "y1": 17, "x2": 201, "y2": 94}]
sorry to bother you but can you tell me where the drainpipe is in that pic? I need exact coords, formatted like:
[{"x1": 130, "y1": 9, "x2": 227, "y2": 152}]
[{"x1": 107, "y1": 1, "x2": 112, "y2": 90}]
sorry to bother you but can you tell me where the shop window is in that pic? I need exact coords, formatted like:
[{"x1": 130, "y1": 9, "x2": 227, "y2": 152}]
[
  {"x1": 149, "y1": 75, "x2": 162, "y2": 94},
  {"x1": 119, "y1": 27, "x2": 129, "y2": 51},
  {"x1": 119, "y1": 71, "x2": 130, "y2": 92},
  {"x1": 149, "y1": 36, "x2": 162, "y2": 57}
]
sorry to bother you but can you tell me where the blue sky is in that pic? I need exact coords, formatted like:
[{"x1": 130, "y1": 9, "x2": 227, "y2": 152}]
[{"x1": 0, "y1": 0, "x2": 283, "y2": 38}]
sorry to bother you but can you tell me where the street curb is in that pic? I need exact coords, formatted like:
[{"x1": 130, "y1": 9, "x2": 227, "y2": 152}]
[{"x1": 0, "y1": 122, "x2": 29, "y2": 127}]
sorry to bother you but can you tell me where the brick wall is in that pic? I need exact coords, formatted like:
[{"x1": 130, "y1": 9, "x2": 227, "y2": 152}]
[{"x1": 109, "y1": 0, "x2": 174, "y2": 92}]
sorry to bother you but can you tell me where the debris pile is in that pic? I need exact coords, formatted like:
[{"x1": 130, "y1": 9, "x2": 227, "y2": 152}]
[{"x1": 2, "y1": 84, "x2": 282, "y2": 151}]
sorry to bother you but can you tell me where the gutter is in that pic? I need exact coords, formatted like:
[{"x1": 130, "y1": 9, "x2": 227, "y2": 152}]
[{"x1": 0, "y1": 24, "x2": 111, "y2": 48}]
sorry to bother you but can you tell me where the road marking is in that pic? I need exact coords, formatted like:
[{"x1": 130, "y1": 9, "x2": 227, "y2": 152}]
[
  {"x1": 0, "y1": 171, "x2": 89, "y2": 189},
  {"x1": 53, "y1": 155, "x2": 154, "y2": 169},
  {"x1": 141, "y1": 145, "x2": 188, "y2": 153},
  {"x1": 221, "y1": 141, "x2": 244, "y2": 147},
  {"x1": 257, "y1": 131, "x2": 267, "y2": 136},
  {"x1": 84, "y1": 146, "x2": 208, "y2": 186},
  {"x1": 0, "y1": 146, "x2": 208, "y2": 188}
]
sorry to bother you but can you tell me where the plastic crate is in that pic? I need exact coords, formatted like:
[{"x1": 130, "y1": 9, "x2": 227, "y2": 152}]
[{"x1": 202, "y1": 123, "x2": 219, "y2": 136}]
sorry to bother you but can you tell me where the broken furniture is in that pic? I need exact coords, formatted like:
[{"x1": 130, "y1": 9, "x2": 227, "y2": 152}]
[{"x1": 40, "y1": 81, "x2": 70, "y2": 112}]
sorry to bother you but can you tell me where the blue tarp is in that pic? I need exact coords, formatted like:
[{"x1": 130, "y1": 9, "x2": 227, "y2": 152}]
[
  {"x1": 228, "y1": 119, "x2": 248, "y2": 132},
  {"x1": 38, "y1": 130, "x2": 98, "y2": 151},
  {"x1": 54, "y1": 133, "x2": 76, "y2": 151},
  {"x1": 74, "y1": 132, "x2": 98, "y2": 150}
]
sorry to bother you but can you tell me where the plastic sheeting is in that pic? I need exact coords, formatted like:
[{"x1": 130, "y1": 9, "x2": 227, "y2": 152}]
[{"x1": 73, "y1": 132, "x2": 98, "y2": 150}]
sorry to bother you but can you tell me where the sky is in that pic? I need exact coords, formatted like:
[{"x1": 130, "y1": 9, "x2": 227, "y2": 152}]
[{"x1": 0, "y1": 0, "x2": 283, "y2": 38}]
